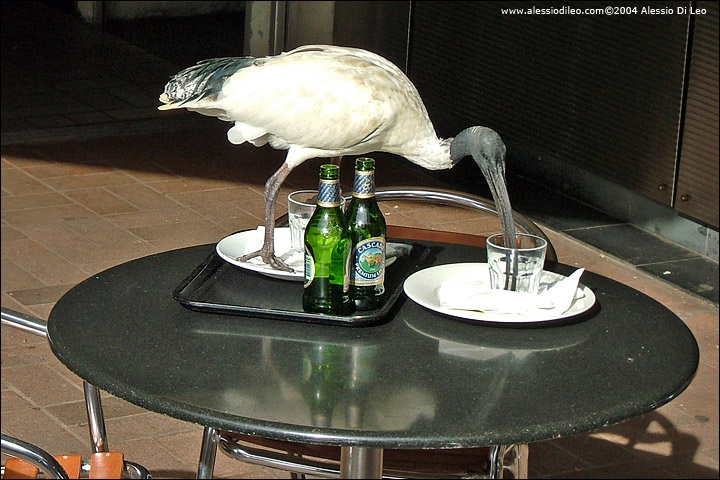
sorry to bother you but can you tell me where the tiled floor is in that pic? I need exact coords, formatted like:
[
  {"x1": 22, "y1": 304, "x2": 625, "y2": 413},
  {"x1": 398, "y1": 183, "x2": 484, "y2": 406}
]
[{"x1": 2, "y1": 2, "x2": 718, "y2": 479}]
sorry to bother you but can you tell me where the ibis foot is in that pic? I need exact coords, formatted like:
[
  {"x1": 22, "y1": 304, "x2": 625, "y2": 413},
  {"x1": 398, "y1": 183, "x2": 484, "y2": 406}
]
[{"x1": 237, "y1": 249, "x2": 295, "y2": 273}]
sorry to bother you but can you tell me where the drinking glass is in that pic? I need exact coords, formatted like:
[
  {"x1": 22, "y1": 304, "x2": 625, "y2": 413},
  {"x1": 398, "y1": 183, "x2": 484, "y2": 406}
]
[
  {"x1": 486, "y1": 233, "x2": 547, "y2": 293},
  {"x1": 288, "y1": 190, "x2": 318, "y2": 260},
  {"x1": 287, "y1": 190, "x2": 345, "y2": 260}
]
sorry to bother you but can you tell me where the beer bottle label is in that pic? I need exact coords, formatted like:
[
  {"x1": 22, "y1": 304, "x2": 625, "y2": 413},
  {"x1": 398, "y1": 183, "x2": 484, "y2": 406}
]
[
  {"x1": 352, "y1": 171, "x2": 375, "y2": 199},
  {"x1": 304, "y1": 247, "x2": 315, "y2": 288},
  {"x1": 351, "y1": 237, "x2": 385, "y2": 286},
  {"x1": 344, "y1": 250, "x2": 352, "y2": 293},
  {"x1": 317, "y1": 179, "x2": 341, "y2": 207}
]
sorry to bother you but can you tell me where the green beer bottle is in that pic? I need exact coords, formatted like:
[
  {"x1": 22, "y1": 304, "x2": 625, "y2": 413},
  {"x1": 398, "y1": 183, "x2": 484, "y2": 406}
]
[
  {"x1": 346, "y1": 158, "x2": 387, "y2": 311},
  {"x1": 303, "y1": 164, "x2": 352, "y2": 314}
]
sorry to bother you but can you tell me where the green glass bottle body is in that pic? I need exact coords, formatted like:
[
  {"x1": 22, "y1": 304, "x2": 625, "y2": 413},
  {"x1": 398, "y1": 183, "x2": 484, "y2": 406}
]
[
  {"x1": 345, "y1": 158, "x2": 387, "y2": 311},
  {"x1": 302, "y1": 164, "x2": 352, "y2": 314}
]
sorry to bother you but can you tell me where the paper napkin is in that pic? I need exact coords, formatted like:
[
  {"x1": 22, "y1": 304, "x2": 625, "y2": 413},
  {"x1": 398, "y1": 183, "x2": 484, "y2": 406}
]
[{"x1": 437, "y1": 268, "x2": 586, "y2": 315}]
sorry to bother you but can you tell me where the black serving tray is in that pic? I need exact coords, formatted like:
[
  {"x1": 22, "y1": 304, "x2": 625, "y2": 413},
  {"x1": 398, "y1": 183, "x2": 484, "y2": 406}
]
[{"x1": 173, "y1": 242, "x2": 431, "y2": 327}]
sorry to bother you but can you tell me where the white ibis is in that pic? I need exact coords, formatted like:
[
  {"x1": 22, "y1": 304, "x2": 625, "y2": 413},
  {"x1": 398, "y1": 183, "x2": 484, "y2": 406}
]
[{"x1": 159, "y1": 44, "x2": 516, "y2": 272}]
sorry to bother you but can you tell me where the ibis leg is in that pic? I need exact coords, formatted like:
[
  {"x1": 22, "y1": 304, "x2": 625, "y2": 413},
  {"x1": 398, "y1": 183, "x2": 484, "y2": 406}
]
[{"x1": 238, "y1": 162, "x2": 294, "y2": 271}]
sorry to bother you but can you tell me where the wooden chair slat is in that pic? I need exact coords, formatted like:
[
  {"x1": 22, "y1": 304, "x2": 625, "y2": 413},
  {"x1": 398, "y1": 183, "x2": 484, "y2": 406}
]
[
  {"x1": 89, "y1": 452, "x2": 124, "y2": 479},
  {"x1": 2, "y1": 458, "x2": 39, "y2": 479},
  {"x1": 388, "y1": 224, "x2": 486, "y2": 247},
  {"x1": 54, "y1": 454, "x2": 82, "y2": 479}
]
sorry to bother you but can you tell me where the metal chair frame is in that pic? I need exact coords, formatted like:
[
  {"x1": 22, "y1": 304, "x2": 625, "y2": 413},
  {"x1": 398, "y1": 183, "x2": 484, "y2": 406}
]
[
  {"x1": 373, "y1": 187, "x2": 556, "y2": 262},
  {"x1": 1, "y1": 434, "x2": 151, "y2": 479},
  {"x1": 2, "y1": 434, "x2": 70, "y2": 479},
  {"x1": 1, "y1": 309, "x2": 108, "y2": 455},
  {"x1": 277, "y1": 186, "x2": 556, "y2": 262},
  {"x1": 197, "y1": 429, "x2": 528, "y2": 479},
  {"x1": 0, "y1": 310, "x2": 151, "y2": 479}
]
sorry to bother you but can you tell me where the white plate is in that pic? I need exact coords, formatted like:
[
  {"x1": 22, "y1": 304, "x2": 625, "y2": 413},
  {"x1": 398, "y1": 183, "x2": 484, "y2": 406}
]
[
  {"x1": 217, "y1": 227, "x2": 302, "y2": 280},
  {"x1": 216, "y1": 227, "x2": 401, "y2": 282},
  {"x1": 403, "y1": 263, "x2": 596, "y2": 324}
]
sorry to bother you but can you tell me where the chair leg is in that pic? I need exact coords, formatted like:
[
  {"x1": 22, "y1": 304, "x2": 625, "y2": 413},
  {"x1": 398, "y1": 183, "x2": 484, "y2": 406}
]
[
  {"x1": 487, "y1": 444, "x2": 529, "y2": 479},
  {"x1": 197, "y1": 427, "x2": 219, "y2": 479},
  {"x1": 2, "y1": 433, "x2": 70, "y2": 479},
  {"x1": 83, "y1": 381, "x2": 108, "y2": 453},
  {"x1": 507, "y1": 444, "x2": 528, "y2": 478},
  {"x1": 289, "y1": 452, "x2": 307, "y2": 480}
]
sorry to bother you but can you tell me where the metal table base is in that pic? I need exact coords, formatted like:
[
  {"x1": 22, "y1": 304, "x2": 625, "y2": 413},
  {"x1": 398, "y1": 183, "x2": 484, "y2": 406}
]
[{"x1": 197, "y1": 427, "x2": 528, "y2": 479}]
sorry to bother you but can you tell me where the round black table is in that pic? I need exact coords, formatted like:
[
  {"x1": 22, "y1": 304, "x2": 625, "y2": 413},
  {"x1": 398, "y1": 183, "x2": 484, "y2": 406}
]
[{"x1": 47, "y1": 240, "x2": 699, "y2": 478}]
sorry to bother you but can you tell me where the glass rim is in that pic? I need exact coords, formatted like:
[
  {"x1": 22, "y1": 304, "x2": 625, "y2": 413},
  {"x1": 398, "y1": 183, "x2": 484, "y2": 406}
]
[
  {"x1": 486, "y1": 232, "x2": 547, "y2": 251},
  {"x1": 288, "y1": 189, "x2": 345, "y2": 207},
  {"x1": 288, "y1": 190, "x2": 318, "y2": 207}
]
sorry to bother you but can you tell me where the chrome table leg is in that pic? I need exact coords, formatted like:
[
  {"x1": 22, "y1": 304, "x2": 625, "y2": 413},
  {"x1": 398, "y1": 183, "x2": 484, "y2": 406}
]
[
  {"x1": 83, "y1": 381, "x2": 108, "y2": 453},
  {"x1": 339, "y1": 446, "x2": 383, "y2": 478},
  {"x1": 197, "y1": 427, "x2": 219, "y2": 479}
]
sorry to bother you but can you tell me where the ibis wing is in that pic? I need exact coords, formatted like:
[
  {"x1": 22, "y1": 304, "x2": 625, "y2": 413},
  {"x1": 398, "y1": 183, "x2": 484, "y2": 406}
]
[{"x1": 217, "y1": 53, "x2": 399, "y2": 152}]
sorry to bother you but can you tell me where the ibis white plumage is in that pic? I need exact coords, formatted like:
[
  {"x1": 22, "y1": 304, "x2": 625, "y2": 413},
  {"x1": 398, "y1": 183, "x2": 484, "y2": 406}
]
[{"x1": 159, "y1": 44, "x2": 515, "y2": 272}]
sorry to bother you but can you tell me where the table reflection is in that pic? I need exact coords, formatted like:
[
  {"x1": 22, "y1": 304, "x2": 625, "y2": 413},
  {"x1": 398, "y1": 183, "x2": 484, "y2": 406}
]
[
  {"x1": 183, "y1": 308, "x2": 559, "y2": 436},
  {"x1": 187, "y1": 319, "x2": 439, "y2": 432}
]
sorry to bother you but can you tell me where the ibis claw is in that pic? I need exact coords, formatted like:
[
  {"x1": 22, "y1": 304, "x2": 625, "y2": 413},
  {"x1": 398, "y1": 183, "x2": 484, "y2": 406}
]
[{"x1": 237, "y1": 249, "x2": 295, "y2": 273}]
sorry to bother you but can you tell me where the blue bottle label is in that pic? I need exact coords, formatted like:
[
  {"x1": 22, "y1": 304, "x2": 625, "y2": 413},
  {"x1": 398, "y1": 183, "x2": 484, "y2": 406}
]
[
  {"x1": 352, "y1": 171, "x2": 375, "y2": 199},
  {"x1": 317, "y1": 179, "x2": 341, "y2": 207},
  {"x1": 352, "y1": 237, "x2": 385, "y2": 286}
]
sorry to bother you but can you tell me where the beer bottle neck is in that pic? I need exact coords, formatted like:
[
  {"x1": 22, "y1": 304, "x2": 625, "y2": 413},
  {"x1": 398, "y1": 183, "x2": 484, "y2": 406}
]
[
  {"x1": 352, "y1": 169, "x2": 376, "y2": 199},
  {"x1": 318, "y1": 178, "x2": 342, "y2": 207}
]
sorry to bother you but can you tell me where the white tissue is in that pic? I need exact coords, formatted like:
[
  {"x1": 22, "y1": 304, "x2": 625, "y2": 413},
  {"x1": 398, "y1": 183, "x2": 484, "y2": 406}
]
[
  {"x1": 437, "y1": 268, "x2": 585, "y2": 315},
  {"x1": 541, "y1": 268, "x2": 585, "y2": 314}
]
